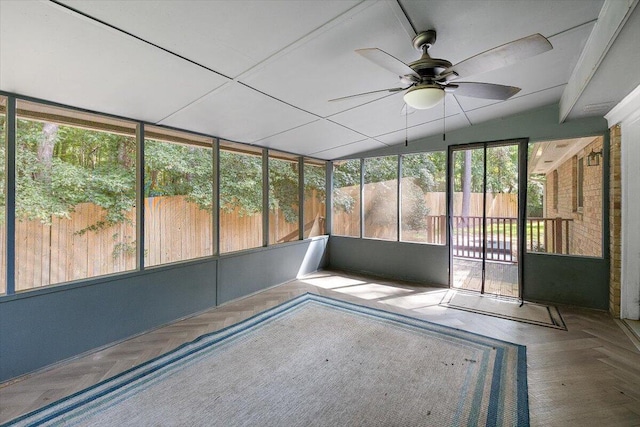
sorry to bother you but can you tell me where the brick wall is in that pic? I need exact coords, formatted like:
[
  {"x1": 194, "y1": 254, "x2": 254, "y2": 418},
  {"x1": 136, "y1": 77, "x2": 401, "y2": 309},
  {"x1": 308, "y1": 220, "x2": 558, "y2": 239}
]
[
  {"x1": 609, "y1": 125, "x2": 622, "y2": 317},
  {"x1": 544, "y1": 137, "x2": 603, "y2": 257}
]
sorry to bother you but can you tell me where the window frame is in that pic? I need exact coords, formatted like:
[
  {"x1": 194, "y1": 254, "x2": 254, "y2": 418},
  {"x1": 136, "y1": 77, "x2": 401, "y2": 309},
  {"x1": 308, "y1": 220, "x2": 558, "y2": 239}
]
[
  {"x1": 14, "y1": 99, "x2": 139, "y2": 291},
  {"x1": 331, "y1": 159, "x2": 362, "y2": 238},
  {"x1": 143, "y1": 125, "x2": 215, "y2": 267},
  {"x1": 0, "y1": 93, "x2": 327, "y2": 298}
]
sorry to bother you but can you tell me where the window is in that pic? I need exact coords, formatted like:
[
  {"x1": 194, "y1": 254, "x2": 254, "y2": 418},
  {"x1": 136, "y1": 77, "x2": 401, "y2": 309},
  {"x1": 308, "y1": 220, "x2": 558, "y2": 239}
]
[
  {"x1": 15, "y1": 101, "x2": 137, "y2": 291},
  {"x1": 526, "y1": 137, "x2": 603, "y2": 257},
  {"x1": 0, "y1": 96, "x2": 6, "y2": 294},
  {"x1": 303, "y1": 158, "x2": 326, "y2": 238},
  {"x1": 400, "y1": 151, "x2": 446, "y2": 244},
  {"x1": 332, "y1": 159, "x2": 360, "y2": 237},
  {"x1": 144, "y1": 126, "x2": 214, "y2": 266},
  {"x1": 219, "y1": 141, "x2": 263, "y2": 253},
  {"x1": 269, "y1": 151, "x2": 299, "y2": 244},
  {"x1": 552, "y1": 170, "x2": 558, "y2": 211},
  {"x1": 577, "y1": 156, "x2": 584, "y2": 212},
  {"x1": 364, "y1": 156, "x2": 398, "y2": 241}
]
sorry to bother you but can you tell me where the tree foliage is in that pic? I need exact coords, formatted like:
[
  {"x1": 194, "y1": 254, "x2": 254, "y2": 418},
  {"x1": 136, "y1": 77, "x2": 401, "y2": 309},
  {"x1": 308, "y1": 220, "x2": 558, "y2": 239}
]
[
  {"x1": 2, "y1": 114, "x2": 542, "y2": 234},
  {"x1": 269, "y1": 158, "x2": 299, "y2": 223},
  {"x1": 452, "y1": 145, "x2": 520, "y2": 194},
  {"x1": 333, "y1": 153, "x2": 447, "y2": 219},
  {"x1": 15, "y1": 119, "x2": 136, "y2": 231},
  {"x1": 219, "y1": 150, "x2": 262, "y2": 216},
  {"x1": 332, "y1": 159, "x2": 360, "y2": 213},
  {"x1": 145, "y1": 140, "x2": 212, "y2": 211},
  {"x1": 9, "y1": 120, "x2": 328, "y2": 233}
]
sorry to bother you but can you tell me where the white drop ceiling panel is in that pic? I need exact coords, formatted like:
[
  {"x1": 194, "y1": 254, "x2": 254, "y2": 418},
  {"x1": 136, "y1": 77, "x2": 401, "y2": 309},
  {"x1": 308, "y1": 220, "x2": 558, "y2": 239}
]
[
  {"x1": 465, "y1": 85, "x2": 565, "y2": 125},
  {"x1": 2, "y1": 0, "x2": 636, "y2": 160},
  {"x1": 375, "y1": 113, "x2": 470, "y2": 146},
  {"x1": 313, "y1": 138, "x2": 388, "y2": 160},
  {"x1": 403, "y1": 0, "x2": 604, "y2": 68},
  {"x1": 329, "y1": 93, "x2": 464, "y2": 138},
  {"x1": 160, "y1": 82, "x2": 317, "y2": 143},
  {"x1": 454, "y1": 22, "x2": 595, "y2": 112},
  {"x1": 60, "y1": 0, "x2": 360, "y2": 78},
  {"x1": 0, "y1": 1, "x2": 228, "y2": 123},
  {"x1": 255, "y1": 119, "x2": 369, "y2": 156},
  {"x1": 241, "y1": 1, "x2": 417, "y2": 118}
]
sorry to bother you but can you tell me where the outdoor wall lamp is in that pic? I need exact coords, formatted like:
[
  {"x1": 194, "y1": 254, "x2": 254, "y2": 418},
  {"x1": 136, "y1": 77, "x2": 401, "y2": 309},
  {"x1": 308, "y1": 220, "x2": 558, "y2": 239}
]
[{"x1": 587, "y1": 149, "x2": 603, "y2": 167}]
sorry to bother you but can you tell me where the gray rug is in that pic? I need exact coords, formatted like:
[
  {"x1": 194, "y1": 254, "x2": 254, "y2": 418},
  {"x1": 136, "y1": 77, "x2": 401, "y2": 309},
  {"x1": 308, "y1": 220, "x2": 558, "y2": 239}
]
[
  {"x1": 441, "y1": 290, "x2": 567, "y2": 330},
  {"x1": 5, "y1": 293, "x2": 529, "y2": 426}
]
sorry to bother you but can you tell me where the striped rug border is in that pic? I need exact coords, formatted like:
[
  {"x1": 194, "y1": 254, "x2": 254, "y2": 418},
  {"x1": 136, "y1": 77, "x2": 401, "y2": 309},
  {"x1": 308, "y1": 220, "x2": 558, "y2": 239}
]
[{"x1": 3, "y1": 292, "x2": 529, "y2": 427}]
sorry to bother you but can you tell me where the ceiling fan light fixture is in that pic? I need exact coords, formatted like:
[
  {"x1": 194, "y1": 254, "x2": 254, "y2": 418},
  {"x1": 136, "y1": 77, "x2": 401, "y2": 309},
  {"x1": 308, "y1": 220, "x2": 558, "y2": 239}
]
[{"x1": 403, "y1": 85, "x2": 445, "y2": 109}]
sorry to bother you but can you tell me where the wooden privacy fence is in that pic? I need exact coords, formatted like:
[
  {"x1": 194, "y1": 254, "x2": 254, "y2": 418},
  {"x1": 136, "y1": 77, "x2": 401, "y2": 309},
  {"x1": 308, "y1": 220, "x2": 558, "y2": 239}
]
[
  {"x1": 3, "y1": 195, "x2": 325, "y2": 292},
  {"x1": 332, "y1": 180, "x2": 518, "y2": 240},
  {"x1": 11, "y1": 203, "x2": 137, "y2": 292}
]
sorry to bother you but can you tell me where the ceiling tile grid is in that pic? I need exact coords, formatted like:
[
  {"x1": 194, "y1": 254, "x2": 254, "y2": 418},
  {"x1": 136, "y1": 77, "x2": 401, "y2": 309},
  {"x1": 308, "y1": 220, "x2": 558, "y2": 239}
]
[
  {"x1": 240, "y1": 0, "x2": 417, "y2": 118},
  {"x1": 159, "y1": 81, "x2": 318, "y2": 143},
  {"x1": 254, "y1": 119, "x2": 374, "y2": 158},
  {"x1": 375, "y1": 113, "x2": 470, "y2": 147},
  {"x1": 311, "y1": 138, "x2": 388, "y2": 160},
  {"x1": 59, "y1": 0, "x2": 361, "y2": 79},
  {"x1": 0, "y1": 1, "x2": 229, "y2": 123},
  {"x1": 464, "y1": 85, "x2": 566, "y2": 124},
  {"x1": 2, "y1": 0, "x2": 633, "y2": 160},
  {"x1": 329, "y1": 92, "x2": 465, "y2": 140}
]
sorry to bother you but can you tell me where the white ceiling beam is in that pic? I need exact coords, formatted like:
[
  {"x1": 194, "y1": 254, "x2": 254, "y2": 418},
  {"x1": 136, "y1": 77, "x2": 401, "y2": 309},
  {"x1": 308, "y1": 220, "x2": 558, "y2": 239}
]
[{"x1": 559, "y1": 0, "x2": 639, "y2": 123}]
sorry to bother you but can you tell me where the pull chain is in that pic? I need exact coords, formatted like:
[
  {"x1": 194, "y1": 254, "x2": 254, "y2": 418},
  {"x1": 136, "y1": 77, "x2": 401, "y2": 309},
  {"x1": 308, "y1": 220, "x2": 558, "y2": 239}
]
[
  {"x1": 405, "y1": 104, "x2": 408, "y2": 147},
  {"x1": 443, "y1": 95, "x2": 446, "y2": 142}
]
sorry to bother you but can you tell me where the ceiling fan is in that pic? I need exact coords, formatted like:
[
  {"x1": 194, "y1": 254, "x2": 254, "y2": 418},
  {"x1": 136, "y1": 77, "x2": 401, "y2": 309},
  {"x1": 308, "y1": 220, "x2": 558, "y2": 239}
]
[{"x1": 330, "y1": 30, "x2": 553, "y2": 110}]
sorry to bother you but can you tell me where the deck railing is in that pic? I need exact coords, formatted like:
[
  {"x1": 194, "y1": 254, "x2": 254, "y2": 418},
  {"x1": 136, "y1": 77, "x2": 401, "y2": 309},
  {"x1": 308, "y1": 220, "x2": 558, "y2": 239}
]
[
  {"x1": 451, "y1": 216, "x2": 573, "y2": 262},
  {"x1": 525, "y1": 217, "x2": 572, "y2": 255}
]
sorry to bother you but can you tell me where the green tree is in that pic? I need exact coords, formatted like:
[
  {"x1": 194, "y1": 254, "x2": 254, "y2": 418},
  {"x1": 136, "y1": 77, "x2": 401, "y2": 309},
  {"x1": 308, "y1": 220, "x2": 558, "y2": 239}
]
[
  {"x1": 15, "y1": 119, "x2": 136, "y2": 230},
  {"x1": 333, "y1": 159, "x2": 360, "y2": 213},
  {"x1": 219, "y1": 150, "x2": 263, "y2": 216},
  {"x1": 145, "y1": 140, "x2": 213, "y2": 211},
  {"x1": 269, "y1": 158, "x2": 299, "y2": 223}
]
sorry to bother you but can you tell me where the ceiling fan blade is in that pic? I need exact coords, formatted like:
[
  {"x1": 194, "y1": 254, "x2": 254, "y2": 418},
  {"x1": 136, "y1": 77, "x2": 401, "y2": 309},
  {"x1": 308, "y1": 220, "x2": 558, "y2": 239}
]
[
  {"x1": 355, "y1": 48, "x2": 418, "y2": 79},
  {"x1": 452, "y1": 82, "x2": 521, "y2": 100},
  {"x1": 328, "y1": 87, "x2": 407, "y2": 102},
  {"x1": 444, "y1": 34, "x2": 552, "y2": 79}
]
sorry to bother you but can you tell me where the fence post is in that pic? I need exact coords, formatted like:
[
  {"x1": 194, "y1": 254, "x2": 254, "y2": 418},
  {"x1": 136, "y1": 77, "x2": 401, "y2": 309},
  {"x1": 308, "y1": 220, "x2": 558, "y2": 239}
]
[
  {"x1": 554, "y1": 217, "x2": 563, "y2": 254},
  {"x1": 439, "y1": 215, "x2": 446, "y2": 244}
]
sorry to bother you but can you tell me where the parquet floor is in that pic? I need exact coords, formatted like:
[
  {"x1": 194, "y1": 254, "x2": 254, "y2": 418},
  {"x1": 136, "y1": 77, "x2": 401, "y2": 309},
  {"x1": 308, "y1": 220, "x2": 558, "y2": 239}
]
[{"x1": 1, "y1": 270, "x2": 640, "y2": 426}]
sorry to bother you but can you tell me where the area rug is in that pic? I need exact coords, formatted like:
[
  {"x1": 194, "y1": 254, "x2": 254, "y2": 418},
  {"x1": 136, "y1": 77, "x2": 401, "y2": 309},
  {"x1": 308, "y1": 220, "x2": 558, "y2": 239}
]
[
  {"x1": 440, "y1": 290, "x2": 566, "y2": 330},
  {"x1": 5, "y1": 293, "x2": 529, "y2": 426}
]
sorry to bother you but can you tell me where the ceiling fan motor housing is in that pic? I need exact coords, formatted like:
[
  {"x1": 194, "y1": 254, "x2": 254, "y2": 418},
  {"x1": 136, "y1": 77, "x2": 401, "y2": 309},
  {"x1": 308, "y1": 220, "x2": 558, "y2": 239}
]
[
  {"x1": 409, "y1": 57, "x2": 452, "y2": 80},
  {"x1": 410, "y1": 30, "x2": 451, "y2": 83},
  {"x1": 412, "y1": 30, "x2": 437, "y2": 51}
]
